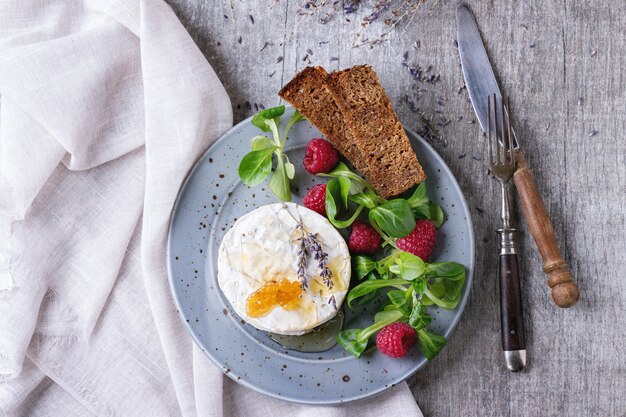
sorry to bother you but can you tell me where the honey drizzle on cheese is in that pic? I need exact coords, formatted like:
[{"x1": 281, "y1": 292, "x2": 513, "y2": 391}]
[{"x1": 245, "y1": 278, "x2": 302, "y2": 318}]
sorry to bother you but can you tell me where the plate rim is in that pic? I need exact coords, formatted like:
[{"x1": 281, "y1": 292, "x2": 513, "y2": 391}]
[{"x1": 166, "y1": 107, "x2": 475, "y2": 405}]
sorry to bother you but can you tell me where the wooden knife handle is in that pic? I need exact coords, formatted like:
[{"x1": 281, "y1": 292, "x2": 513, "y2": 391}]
[{"x1": 512, "y1": 149, "x2": 580, "y2": 308}]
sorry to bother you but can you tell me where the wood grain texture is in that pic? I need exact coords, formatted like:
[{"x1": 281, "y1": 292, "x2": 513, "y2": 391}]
[
  {"x1": 513, "y1": 149, "x2": 580, "y2": 307},
  {"x1": 163, "y1": 1, "x2": 626, "y2": 416}
]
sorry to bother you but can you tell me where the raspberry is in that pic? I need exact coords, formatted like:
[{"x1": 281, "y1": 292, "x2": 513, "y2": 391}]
[
  {"x1": 302, "y1": 184, "x2": 327, "y2": 216},
  {"x1": 303, "y1": 138, "x2": 339, "y2": 174},
  {"x1": 348, "y1": 221, "x2": 381, "y2": 254},
  {"x1": 376, "y1": 322, "x2": 417, "y2": 358},
  {"x1": 396, "y1": 220, "x2": 437, "y2": 261}
]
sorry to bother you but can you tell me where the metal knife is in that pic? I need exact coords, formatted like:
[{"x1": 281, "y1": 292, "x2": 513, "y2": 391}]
[
  {"x1": 456, "y1": 3, "x2": 579, "y2": 308},
  {"x1": 456, "y1": 3, "x2": 581, "y2": 368}
]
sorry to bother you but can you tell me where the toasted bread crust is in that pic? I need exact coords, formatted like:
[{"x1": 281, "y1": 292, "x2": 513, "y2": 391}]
[
  {"x1": 324, "y1": 65, "x2": 426, "y2": 198},
  {"x1": 278, "y1": 67, "x2": 369, "y2": 176}
]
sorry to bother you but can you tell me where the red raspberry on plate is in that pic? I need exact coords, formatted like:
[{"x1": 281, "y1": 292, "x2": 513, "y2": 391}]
[
  {"x1": 376, "y1": 322, "x2": 417, "y2": 358},
  {"x1": 303, "y1": 138, "x2": 339, "y2": 174},
  {"x1": 396, "y1": 220, "x2": 437, "y2": 261},
  {"x1": 302, "y1": 184, "x2": 327, "y2": 216},
  {"x1": 348, "y1": 221, "x2": 381, "y2": 254}
]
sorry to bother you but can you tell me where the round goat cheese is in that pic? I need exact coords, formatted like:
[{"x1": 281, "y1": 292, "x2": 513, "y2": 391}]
[{"x1": 217, "y1": 203, "x2": 351, "y2": 335}]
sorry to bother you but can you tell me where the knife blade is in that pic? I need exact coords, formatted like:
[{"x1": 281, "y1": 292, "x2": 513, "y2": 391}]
[
  {"x1": 456, "y1": 3, "x2": 518, "y2": 148},
  {"x1": 455, "y1": 3, "x2": 580, "y2": 311}
]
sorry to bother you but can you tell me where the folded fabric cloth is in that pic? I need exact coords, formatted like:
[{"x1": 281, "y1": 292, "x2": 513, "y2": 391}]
[{"x1": 0, "y1": 1, "x2": 424, "y2": 416}]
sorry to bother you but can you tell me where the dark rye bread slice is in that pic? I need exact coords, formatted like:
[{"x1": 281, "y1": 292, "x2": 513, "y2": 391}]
[
  {"x1": 278, "y1": 66, "x2": 369, "y2": 176},
  {"x1": 325, "y1": 65, "x2": 426, "y2": 198}
]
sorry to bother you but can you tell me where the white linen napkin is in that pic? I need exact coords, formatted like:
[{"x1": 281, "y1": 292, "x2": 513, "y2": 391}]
[{"x1": 0, "y1": 1, "x2": 424, "y2": 416}]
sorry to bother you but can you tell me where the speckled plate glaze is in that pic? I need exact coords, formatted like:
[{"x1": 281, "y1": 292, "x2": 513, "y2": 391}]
[{"x1": 167, "y1": 106, "x2": 475, "y2": 405}]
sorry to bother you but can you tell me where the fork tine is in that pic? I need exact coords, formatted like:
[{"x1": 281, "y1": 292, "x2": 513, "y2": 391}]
[
  {"x1": 487, "y1": 95, "x2": 493, "y2": 165},
  {"x1": 494, "y1": 94, "x2": 500, "y2": 165},
  {"x1": 501, "y1": 95, "x2": 507, "y2": 164},
  {"x1": 486, "y1": 95, "x2": 515, "y2": 182},
  {"x1": 507, "y1": 96, "x2": 515, "y2": 169}
]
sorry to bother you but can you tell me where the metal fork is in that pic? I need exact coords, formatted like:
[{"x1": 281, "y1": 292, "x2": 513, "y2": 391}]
[{"x1": 487, "y1": 94, "x2": 527, "y2": 372}]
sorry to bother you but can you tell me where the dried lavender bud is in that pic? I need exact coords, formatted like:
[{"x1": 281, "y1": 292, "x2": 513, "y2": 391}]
[
  {"x1": 344, "y1": 0, "x2": 360, "y2": 14},
  {"x1": 295, "y1": 224, "x2": 309, "y2": 289},
  {"x1": 364, "y1": 0, "x2": 391, "y2": 24},
  {"x1": 328, "y1": 295, "x2": 337, "y2": 310},
  {"x1": 306, "y1": 232, "x2": 333, "y2": 291},
  {"x1": 293, "y1": 222, "x2": 334, "y2": 293}
]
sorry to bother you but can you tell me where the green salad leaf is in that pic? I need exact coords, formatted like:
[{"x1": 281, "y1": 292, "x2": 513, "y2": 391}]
[
  {"x1": 374, "y1": 309, "x2": 405, "y2": 323},
  {"x1": 425, "y1": 262, "x2": 465, "y2": 278},
  {"x1": 352, "y1": 256, "x2": 377, "y2": 280},
  {"x1": 428, "y1": 204, "x2": 445, "y2": 228},
  {"x1": 348, "y1": 192, "x2": 383, "y2": 209},
  {"x1": 283, "y1": 110, "x2": 305, "y2": 142},
  {"x1": 388, "y1": 252, "x2": 426, "y2": 281},
  {"x1": 319, "y1": 162, "x2": 373, "y2": 193},
  {"x1": 284, "y1": 161, "x2": 296, "y2": 180},
  {"x1": 269, "y1": 156, "x2": 291, "y2": 202},
  {"x1": 238, "y1": 146, "x2": 278, "y2": 187},
  {"x1": 406, "y1": 182, "x2": 429, "y2": 208},
  {"x1": 417, "y1": 329, "x2": 447, "y2": 361},
  {"x1": 335, "y1": 329, "x2": 369, "y2": 358},
  {"x1": 238, "y1": 107, "x2": 304, "y2": 201},
  {"x1": 406, "y1": 182, "x2": 445, "y2": 228},
  {"x1": 368, "y1": 199, "x2": 416, "y2": 238},
  {"x1": 251, "y1": 105, "x2": 285, "y2": 134},
  {"x1": 346, "y1": 278, "x2": 408, "y2": 309},
  {"x1": 412, "y1": 277, "x2": 427, "y2": 295},
  {"x1": 409, "y1": 303, "x2": 432, "y2": 330},
  {"x1": 325, "y1": 177, "x2": 363, "y2": 228},
  {"x1": 250, "y1": 135, "x2": 273, "y2": 151},
  {"x1": 386, "y1": 289, "x2": 412, "y2": 317},
  {"x1": 423, "y1": 273, "x2": 465, "y2": 309}
]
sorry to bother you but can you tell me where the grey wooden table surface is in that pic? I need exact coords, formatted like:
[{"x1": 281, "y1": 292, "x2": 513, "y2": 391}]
[{"x1": 164, "y1": 1, "x2": 625, "y2": 416}]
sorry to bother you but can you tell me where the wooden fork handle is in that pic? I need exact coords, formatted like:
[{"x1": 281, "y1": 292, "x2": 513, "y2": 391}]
[{"x1": 512, "y1": 149, "x2": 580, "y2": 308}]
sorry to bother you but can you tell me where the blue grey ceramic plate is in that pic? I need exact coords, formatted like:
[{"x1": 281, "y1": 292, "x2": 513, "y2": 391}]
[{"x1": 167, "y1": 106, "x2": 474, "y2": 405}]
